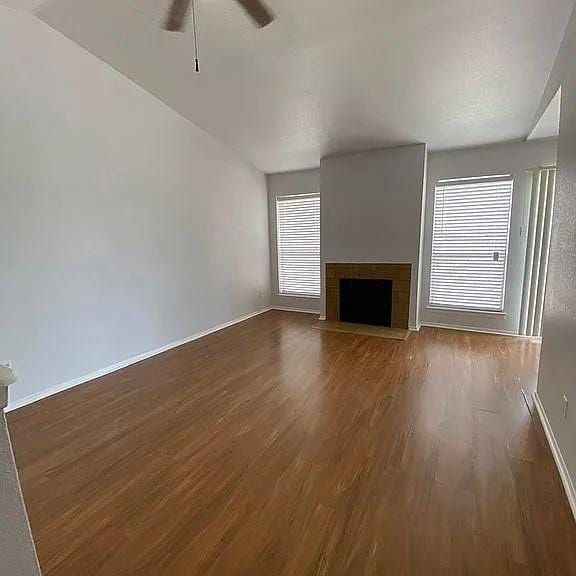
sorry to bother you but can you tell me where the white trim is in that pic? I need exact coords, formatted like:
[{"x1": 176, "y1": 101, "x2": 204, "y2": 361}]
[
  {"x1": 319, "y1": 315, "x2": 327, "y2": 321},
  {"x1": 522, "y1": 335, "x2": 543, "y2": 342},
  {"x1": 420, "y1": 322, "x2": 519, "y2": 337},
  {"x1": 272, "y1": 306, "x2": 319, "y2": 315},
  {"x1": 276, "y1": 192, "x2": 319, "y2": 201},
  {"x1": 323, "y1": 260, "x2": 412, "y2": 265},
  {"x1": 426, "y1": 305, "x2": 506, "y2": 316},
  {"x1": 533, "y1": 392, "x2": 576, "y2": 522},
  {"x1": 438, "y1": 173, "x2": 512, "y2": 185},
  {"x1": 7, "y1": 308, "x2": 271, "y2": 412},
  {"x1": 276, "y1": 292, "x2": 321, "y2": 300}
]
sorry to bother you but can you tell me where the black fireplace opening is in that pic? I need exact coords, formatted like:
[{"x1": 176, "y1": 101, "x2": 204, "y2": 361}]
[{"x1": 339, "y1": 278, "x2": 392, "y2": 327}]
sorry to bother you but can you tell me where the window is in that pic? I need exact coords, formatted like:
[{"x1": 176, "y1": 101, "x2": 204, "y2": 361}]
[
  {"x1": 276, "y1": 193, "x2": 320, "y2": 297},
  {"x1": 429, "y1": 175, "x2": 514, "y2": 312}
]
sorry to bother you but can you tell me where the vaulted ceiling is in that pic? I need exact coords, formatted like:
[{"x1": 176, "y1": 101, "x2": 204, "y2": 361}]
[{"x1": 5, "y1": 0, "x2": 575, "y2": 172}]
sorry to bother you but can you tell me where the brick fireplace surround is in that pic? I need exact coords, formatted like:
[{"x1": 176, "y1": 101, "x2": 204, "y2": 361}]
[{"x1": 325, "y1": 263, "x2": 411, "y2": 329}]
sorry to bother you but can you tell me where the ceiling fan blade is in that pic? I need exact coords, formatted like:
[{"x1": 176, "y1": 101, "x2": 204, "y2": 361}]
[
  {"x1": 163, "y1": 0, "x2": 192, "y2": 31},
  {"x1": 235, "y1": 0, "x2": 275, "y2": 28}
]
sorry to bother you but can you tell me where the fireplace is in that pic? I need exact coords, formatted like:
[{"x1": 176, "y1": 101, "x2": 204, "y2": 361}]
[
  {"x1": 340, "y1": 279, "x2": 392, "y2": 326},
  {"x1": 325, "y1": 263, "x2": 411, "y2": 328}
]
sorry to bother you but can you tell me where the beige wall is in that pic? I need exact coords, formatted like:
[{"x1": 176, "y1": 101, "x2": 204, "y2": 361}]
[
  {"x1": 0, "y1": 8, "x2": 270, "y2": 408},
  {"x1": 320, "y1": 145, "x2": 427, "y2": 329},
  {"x1": 267, "y1": 169, "x2": 321, "y2": 313},
  {"x1": 535, "y1": 3, "x2": 576, "y2": 513},
  {"x1": 420, "y1": 139, "x2": 558, "y2": 334}
]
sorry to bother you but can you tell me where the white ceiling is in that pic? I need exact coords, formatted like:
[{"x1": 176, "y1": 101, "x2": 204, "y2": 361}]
[
  {"x1": 1, "y1": 0, "x2": 44, "y2": 10},
  {"x1": 7, "y1": 0, "x2": 576, "y2": 172},
  {"x1": 528, "y1": 87, "x2": 561, "y2": 141}
]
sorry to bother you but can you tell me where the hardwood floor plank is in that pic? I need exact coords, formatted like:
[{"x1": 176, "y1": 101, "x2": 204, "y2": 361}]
[{"x1": 7, "y1": 311, "x2": 576, "y2": 575}]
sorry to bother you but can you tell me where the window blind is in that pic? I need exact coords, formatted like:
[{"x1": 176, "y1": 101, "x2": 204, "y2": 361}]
[
  {"x1": 276, "y1": 193, "x2": 321, "y2": 297},
  {"x1": 519, "y1": 168, "x2": 556, "y2": 337},
  {"x1": 429, "y1": 175, "x2": 514, "y2": 312}
]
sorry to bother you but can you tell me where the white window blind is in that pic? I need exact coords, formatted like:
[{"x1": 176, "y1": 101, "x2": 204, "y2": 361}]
[
  {"x1": 429, "y1": 175, "x2": 514, "y2": 312},
  {"x1": 276, "y1": 193, "x2": 320, "y2": 297}
]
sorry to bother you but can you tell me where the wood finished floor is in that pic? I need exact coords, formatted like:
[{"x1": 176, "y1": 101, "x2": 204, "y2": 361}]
[{"x1": 8, "y1": 311, "x2": 576, "y2": 575}]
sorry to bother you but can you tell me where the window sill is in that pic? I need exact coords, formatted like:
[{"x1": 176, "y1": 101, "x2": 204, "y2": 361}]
[
  {"x1": 426, "y1": 305, "x2": 506, "y2": 316},
  {"x1": 277, "y1": 293, "x2": 321, "y2": 300}
]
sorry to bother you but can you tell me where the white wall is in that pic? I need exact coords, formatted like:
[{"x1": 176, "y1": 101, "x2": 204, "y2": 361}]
[
  {"x1": 420, "y1": 139, "x2": 557, "y2": 334},
  {"x1": 267, "y1": 169, "x2": 321, "y2": 313},
  {"x1": 320, "y1": 145, "x2": 427, "y2": 329},
  {"x1": 0, "y1": 413, "x2": 41, "y2": 576},
  {"x1": 0, "y1": 8, "x2": 270, "y2": 408},
  {"x1": 535, "y1": 2, "x2": 576, "y2": 514}
]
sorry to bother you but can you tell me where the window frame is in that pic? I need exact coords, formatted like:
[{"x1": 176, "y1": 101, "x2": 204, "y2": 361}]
[
  {"x1": 427, "y1": 174, "x2": 515, "y2": 314},
  {"x1": 275, "y1": 192, "x2": 321, "y2": 299}
]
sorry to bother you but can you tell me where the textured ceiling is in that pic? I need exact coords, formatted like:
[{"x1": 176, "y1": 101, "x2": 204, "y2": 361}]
[
  {"x1": 1, "y1": 0, "x2": 44, "y2": 10},
  {"x1": 7, "y1": 0, "x2": 576, "y2": 172},
  {"x1": 528, "y1": 88, "x2": 561, "y2": 141}
]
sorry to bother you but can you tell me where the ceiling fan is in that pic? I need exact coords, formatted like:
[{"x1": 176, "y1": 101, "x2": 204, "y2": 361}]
[{"x1": 163, "y1": 0, "x2": 275, "y2": 32}]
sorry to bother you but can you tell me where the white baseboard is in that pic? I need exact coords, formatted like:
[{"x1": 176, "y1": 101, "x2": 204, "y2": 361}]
[
  {"x1": 420, "y1": 322, "x2": 519, "y2": 337},
  {"x1": 533, "y1": 392, "x2": 576, "y2": 522},
  {"x1": 7, "y1": 307, "x2": 271, "y2": 412},
  {"x1": 271, "y1": 306, "x2": 320, "y2": 315},
  {"x1": 520, "y1": 335, "x2": 543, "y2": 342}
]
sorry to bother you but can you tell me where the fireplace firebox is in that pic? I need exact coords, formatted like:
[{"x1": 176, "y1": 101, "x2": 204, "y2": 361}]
[{"x1": 339, "y1": 278, "x2": 392, "y2": 327}]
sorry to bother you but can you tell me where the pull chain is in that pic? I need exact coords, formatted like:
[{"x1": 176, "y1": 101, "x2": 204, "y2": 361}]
[{"x1": 191, "y1": 0, "x2": 200, "y2": 72}]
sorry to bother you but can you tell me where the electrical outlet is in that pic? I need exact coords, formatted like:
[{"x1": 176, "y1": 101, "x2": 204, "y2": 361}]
[{"x1": 562, "y1": 395, "x2": 569, "y2": 419}]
